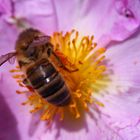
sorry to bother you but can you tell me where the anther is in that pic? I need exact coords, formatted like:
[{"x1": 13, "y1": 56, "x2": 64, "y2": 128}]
[
  {"x1": 16, "y1": 90, "x2": 29, "y2": 94},
  {"x1": 10, "y1": 69, "x2": 21, "y2": 73},
  {"x1": 13, "y1": 74, "x2": 24, "y2": 79}
]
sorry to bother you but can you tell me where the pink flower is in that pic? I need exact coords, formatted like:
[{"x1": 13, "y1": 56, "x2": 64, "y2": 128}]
[{"x1": 0, "y1": 0, "x2": 140, "y2": 140}]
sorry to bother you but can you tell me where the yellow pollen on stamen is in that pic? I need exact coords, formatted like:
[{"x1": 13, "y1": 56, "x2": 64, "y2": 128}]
[{"x1": 11, "y1": 30, "x2": 107, "y2": 123}]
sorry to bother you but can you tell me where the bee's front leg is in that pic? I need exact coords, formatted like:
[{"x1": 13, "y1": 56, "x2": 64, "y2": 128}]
[
  {"x1": 22, "y1": 78, "x2": 34, "y2": 92},
  {"x1": 52, "y1": 51, "x2": 78, "y2": 73},
  {"x1": 23, "y1": 78, "x2": 31, "y2": 86},
  {"x1": 16, "y1": 78, "x2": 34, "y2": 94}
]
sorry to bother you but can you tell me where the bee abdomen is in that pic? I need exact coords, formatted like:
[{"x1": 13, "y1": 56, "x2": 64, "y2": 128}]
[
  {"x1": 46, "y1": 84, "x2": 71, "y2": 106},
  {"x1": 37, "y1": 72, "x2": 71, "y2": 106},
  {"x1": 27, "y1": 61, "x2": 71, "y2": 106}
]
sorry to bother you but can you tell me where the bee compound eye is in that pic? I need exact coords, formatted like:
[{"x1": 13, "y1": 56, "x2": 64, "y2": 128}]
[
  {"x1": 47, "y1": 47, "x2": 52, "y2": 56},
  {"x1": 26, "y1": 47, "x2": 36, "y2": 57}
]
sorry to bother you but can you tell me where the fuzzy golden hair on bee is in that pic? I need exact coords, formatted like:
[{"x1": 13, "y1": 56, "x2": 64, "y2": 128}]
[
  {"x1": 15, "y1": 28, "x2": 52, "y2": 68},
  {"x1": 15, "y1": 28, "x2": 43, "y2": 52}
]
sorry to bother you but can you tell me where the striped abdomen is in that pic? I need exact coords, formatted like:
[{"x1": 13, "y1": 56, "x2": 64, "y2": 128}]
[{"x1": 26, "y1": 59, "x2": 71, "y2": 106}]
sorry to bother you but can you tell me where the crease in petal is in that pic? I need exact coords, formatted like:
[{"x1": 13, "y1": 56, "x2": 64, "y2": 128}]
[
  {"x1": 0, "y1": 93, "x2": 20, "y2": 140},
  {"x1": 0, "y1": 0, "x2": 12, "y2": 16}
]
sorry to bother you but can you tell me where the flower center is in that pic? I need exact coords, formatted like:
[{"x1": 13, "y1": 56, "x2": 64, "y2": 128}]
[{"x1": 11, "y1": 30, "x2": 107, "y2": 123}]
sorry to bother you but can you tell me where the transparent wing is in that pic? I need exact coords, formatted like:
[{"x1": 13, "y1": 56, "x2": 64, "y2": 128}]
[
  {"x1": 26, "y1": 36, "x2": 53, "y2": 57},
  {"x1": 8, "y1": 55, "x2": 16, "y2": 64},
  {"x1": 0, "y1": 52, "x2": 16, "y2": 66},
  {"x1": 30, "y1": 36, "x2": 51, "y2": 47}
]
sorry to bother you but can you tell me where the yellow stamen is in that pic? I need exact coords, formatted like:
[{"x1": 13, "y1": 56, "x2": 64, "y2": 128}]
[
  {"x1": 16, "y1": 90, "x2": 29, "y2": 94},
  {"x1": 13, "y1": 30, "x2": 108, "y2": 123},
  {"x1": 12, "y1": 74, "x2": 24, "y2": 79},
  {"x1": 10, "y1": 69, "x2": 21, "y2": 73},
  {"x1": 58, "y1": 108, "x2": 64, "y2": 121}
]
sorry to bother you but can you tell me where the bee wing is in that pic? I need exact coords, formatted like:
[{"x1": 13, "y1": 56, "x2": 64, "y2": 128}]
[
  {"x1": 0, "y1": 52, "x2": 16, "y2": 66},
  {"x1": 8, "y1": 55, "x2": 16, "y2": 64},
  {"x1": 30, "y1": 36, "x2": 51, "y2": 47}
]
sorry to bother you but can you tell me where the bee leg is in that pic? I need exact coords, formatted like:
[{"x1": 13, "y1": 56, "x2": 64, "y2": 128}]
[
  {"x1": 22, "y1": 78, "x2": 35, "y2": 92},
  {"x1": 23, "y1": 78, "x2": 31, "y2": 86},
  {"x1": 52, "y1": 51, "x2": 78, "y2": 73},
  {"x1": 16, "y1": 78, "x2": 29, "y2": 87},
  {"x1": 16, "y1": 78, "x2": 34, "y2": 93},
  {"x1": 16, "y1": 90, "x2": 29, "y2": 94}
]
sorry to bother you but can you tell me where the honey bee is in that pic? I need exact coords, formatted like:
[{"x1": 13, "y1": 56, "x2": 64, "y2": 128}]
[{"x1": 0, "y1": 28, "x2": 77, "y2": 106}]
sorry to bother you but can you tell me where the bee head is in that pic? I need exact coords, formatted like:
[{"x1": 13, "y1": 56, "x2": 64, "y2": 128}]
[
  {"x1": 16, "y1": 28, "x2": 41, "y2": 49},
  {"x1": 15, "y1": 28, "x2": 52, "y2": 60}
]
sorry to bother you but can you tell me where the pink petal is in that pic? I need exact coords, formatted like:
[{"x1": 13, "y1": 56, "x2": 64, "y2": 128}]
[
  {"x1": 0, "y1": 93, "x2": 20, "y2": 140},
  {"x1": 0, "y1": 71, "x2": 45, "y2": 140},
  {"x1": 95, "y1": 31, "x2": 140, "y2": 139},
  {"x1": 14, "y1": 0, "x2": 58, "y2": 34},
  {"x1": 106, "y1": 31, "x2": 140, "y2": 87},
  {"x1": 0, "y1": 20, "x2": 19, "y2": 54},
  {"x1": 109, "y1": 0, "x2": 140, "y2": 41},
  {"x1": 53, "y1": 0, "x2": 140, "y2": 46},
  {"x1": 0, "y1": 0, "x2": 12, "y2": 16}
]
